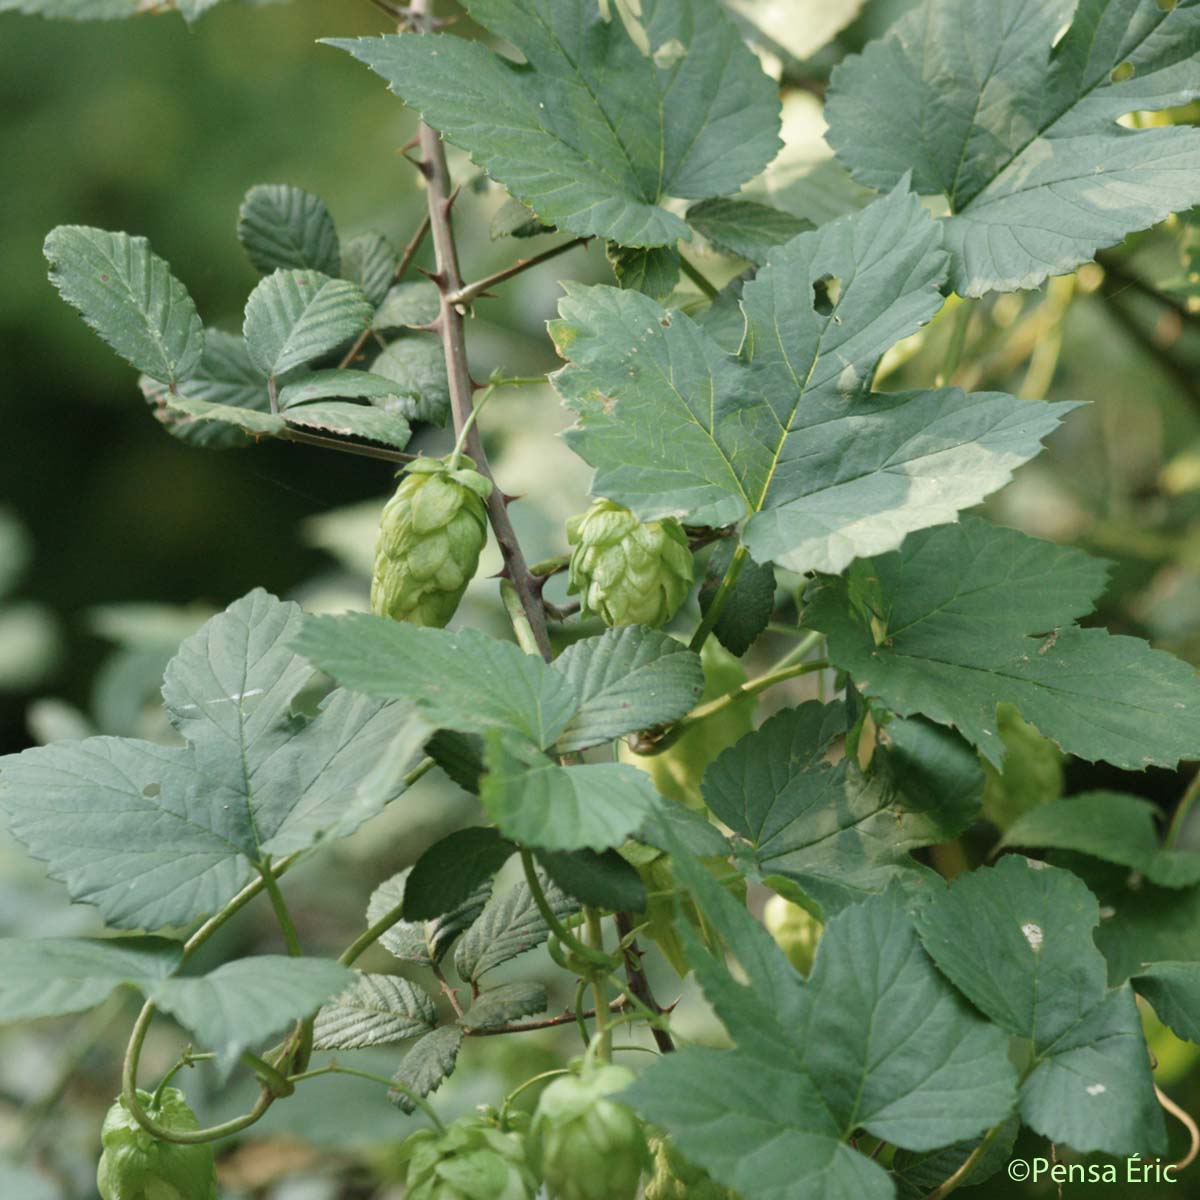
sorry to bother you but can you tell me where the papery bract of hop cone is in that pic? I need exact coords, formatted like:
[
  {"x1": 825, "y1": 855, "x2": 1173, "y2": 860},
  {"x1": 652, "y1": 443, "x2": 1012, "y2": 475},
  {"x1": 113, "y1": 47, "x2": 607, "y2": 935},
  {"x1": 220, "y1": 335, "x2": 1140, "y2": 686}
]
[
  {"x1": 645, "y1": 1133, "x2": 736, "y2": 1200},
  {"x1": 96, "y1": 1087, "x2": 217, "y2": 1200},
  {"x1": 371, "y1": 455, "x2": 492, "y2": 628},
  {"x1": 566, "y1": 499, "x2": 693, "y2": 628},
  {"x1": 402, "y1": 1116, "x2": 538, "y2": 1200}
]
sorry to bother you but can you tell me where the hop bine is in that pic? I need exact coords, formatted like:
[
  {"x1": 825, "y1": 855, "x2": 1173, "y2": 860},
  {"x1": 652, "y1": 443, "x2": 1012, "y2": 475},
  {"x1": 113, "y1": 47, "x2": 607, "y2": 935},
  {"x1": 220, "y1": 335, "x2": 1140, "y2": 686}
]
[
  {"x1": 401, "y1": 1115, "x2": 538, "y2": 1200},
  {"x1": 371, "y1": 455, "x2": 492, "y2": 628},
  {"x1": 529, "y1": 1062, "x2": 648, "y2": 1200},
  {"x1": 566, "y1": 499, "x2": 693, "y2": 629},
  {"x1": 96, "y1": 1088, "x2": 218, "y2": 1200}
]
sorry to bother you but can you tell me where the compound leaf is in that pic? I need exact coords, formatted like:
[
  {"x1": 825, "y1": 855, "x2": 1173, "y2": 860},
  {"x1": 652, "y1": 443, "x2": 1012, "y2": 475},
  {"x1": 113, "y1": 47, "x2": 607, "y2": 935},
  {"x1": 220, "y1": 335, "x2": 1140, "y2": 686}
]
[
  {"x1": 368, "y1": 338, "x2": 451, "y2": 426},
  {"x1": 826, "y1": 0, "x2": 1200, "y2": 296},
  {"x1": 237, "y1": 184, "x2": 341, "y2": 277},
  {"x1": 554, "y1": 188, "x2": 1075, "y2": 574},
  {"x1": 326, "y1": 0, "x2": 781, "y2": 247},
  {"x1": 313, "y1": 973, "x2": 438, "y2": 1050},
  {"x1": 810, "y1": 518, "x2": 1200, "y2": 771},
  {"x1": 391, "y1": 1025, "x2": 464, "y2": 1112},
  {"x1": 44, "y1": 226, "x2": 203, "y2": 386},
  {"x1": 243, "y1": 270, "x2": 373, "y2": 378},
  {"x1": 455, "y1": 870, "x2": 578, "y2": 983},
  {"x1": 460, "y1": 980, "x2": 547, "y2": 1031}
]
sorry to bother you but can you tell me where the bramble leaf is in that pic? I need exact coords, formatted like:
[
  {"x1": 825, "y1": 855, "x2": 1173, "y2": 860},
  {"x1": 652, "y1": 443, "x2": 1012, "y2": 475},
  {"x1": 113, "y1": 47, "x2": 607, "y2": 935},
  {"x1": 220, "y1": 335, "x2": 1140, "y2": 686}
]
[
  {"x1": 809, "y1": 518, "x2": 1200, "y2": 770},
  {"x1": 0, "y1": 591, "x2": 430, "y2": 929},
  {"x1": 369, "y1": 870, "x2": 493, "y2": 968},
  {"x1": 368, "y1": 337, "x2": 451, "y2": 426},
  {"x1": 554, "y1": 188, "x2": 1075, "y2": 574},
  {"x1": 391, "y1": 1025, "x2": 464, "y2": 1112},
  {"x1": 44, "y1": 226, "x2": 203, "y2": 385},
  {"x1": 326, "y1": 0, "x2": 781, "y2": 247},
  {"x1": 340, "y1": 233, "x2": 397, "y2": 307},
  {"x1": 243, "y1": 270, "x2": 373, "y2": 377},
  {"x1": 460, "y1": 981, "x2": 548, "y2": 1031},
  {"x1": 915, "y1": 856, "x2": 1166, "y2": 1155},
  {"x1": 552, "y1": 626, "x2": 704, "y2": 753},
  {"x1": 455, "y1": 870, "x2": 578, "y2": 983},
  {"x1": 826, "y1": 0, "x2": 1200, "y2": 296},
  {"x1": 313, "y1": 973, "x2": 438, "y2": 1050},
  {"x1": 237, "y1": 184, "x2": 341, "y2": 277}
]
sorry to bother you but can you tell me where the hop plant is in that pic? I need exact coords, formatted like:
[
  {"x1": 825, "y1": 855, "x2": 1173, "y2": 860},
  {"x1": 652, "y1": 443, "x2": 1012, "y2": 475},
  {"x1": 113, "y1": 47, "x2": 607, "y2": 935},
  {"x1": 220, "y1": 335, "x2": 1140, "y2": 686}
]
[
  {"x1": 529, "y1": 1062, "x2": 648, "y2": 1200},
  {"x1": 402, "y1": 1116, "x2": 538, "y2": 1200},
  {"x1": 96, "y1": 1088, "x2": 218, "y2": 1200},
  {"x1": 566, "y1": 499, "x2": 693, "y2": 628},
  {"x1": 763, "y1": 895, "x2": 823, "y2": 976},
  {"x1": 645, "y1": 1134, "x2": 735, "y2": 1200},
  {"x1": 371, "y1": 456, "x2": 492, "y2": 628}
]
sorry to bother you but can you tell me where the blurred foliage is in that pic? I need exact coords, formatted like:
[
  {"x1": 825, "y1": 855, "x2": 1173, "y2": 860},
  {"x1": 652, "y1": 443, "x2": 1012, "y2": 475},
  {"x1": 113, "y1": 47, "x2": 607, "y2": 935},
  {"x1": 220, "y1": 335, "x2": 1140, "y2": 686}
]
[{"x1": 3, "y1": 1, "x2": 1200, "y2": 1197}]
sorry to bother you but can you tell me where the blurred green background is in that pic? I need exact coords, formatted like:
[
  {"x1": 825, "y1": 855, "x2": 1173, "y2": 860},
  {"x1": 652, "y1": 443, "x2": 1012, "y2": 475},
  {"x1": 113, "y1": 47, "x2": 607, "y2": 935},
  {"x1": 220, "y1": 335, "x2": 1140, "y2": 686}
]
[{"x1": 3, "y1": 0, "x2": 1200, "y2": 1197}]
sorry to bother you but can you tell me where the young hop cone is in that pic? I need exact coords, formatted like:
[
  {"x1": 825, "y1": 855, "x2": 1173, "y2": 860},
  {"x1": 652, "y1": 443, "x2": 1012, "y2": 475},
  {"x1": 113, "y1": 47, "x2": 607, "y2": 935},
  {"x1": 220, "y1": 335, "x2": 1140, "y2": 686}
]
[
  {"x1": 371, "y1": 455, "x2": 492, "y2": 628},
  {"x1": 96, "y1": 1087, "x2": 218, "y2": 1200},
  {"x1": 763, "y1": 894, "x2": 823, "y2": 976},
  {"x1": 402, "y1": 1116, "x2": 538, "y2": 1200},
  {"x1": 529, "y1": 1062, "x2": 648, "y2": 1200},
  {"x1": 645, "y1": 1133, "x2": 736, "y2": 1200},
  {"x1": 566, "y1": 499, "x2": 693, "y2": 628}
]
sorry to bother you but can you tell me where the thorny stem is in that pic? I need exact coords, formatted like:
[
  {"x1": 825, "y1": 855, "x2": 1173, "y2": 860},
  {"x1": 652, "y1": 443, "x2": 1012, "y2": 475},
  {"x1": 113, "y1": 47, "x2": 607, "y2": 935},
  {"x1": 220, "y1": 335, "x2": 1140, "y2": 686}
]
[
  {"x1": 465, "y1": 1001, "x2": 625, "y2": 1038},
  {"x1": 614, "y1": 911, "x2": 675, "y2": 1054},
  {"x1": 338, "y1": 212, "x2": 432, "y2": 369},
  {"x1": 449, "y1": 236, "x2": 591, "y2": 307},
  {"x1": 431, "y1": 961, "x2": 467, "y2": 1019},
  {"x1": 410, "y1": 0, "x2": 552, "y2": 659}
]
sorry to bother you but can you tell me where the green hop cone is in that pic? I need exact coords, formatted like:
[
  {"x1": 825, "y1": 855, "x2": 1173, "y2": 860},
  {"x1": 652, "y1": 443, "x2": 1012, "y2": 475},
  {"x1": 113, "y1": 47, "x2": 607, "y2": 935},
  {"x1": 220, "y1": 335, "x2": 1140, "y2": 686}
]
[
  {"x1": 566, "y1": 499, "x2": 693, "y2": 628},
  {"x1": 645, "y1": 1134, "x2": 735, "y2": 1200},
  {"x1": 529, "y1": 1063, "x2": 647, "y2": 1200},
  {"x1": 96, "y1": 1087, "x2": 217, "y2": 1200},
  {"x1": 402, "y1": 1116, "x2": 538, "y2": 1200},
  {"x1": 763, "y1": 895, "x2": 823, "y2": 976},
  {"x1": 371, "y1": 455, "x2": 492, "y2": 628}
]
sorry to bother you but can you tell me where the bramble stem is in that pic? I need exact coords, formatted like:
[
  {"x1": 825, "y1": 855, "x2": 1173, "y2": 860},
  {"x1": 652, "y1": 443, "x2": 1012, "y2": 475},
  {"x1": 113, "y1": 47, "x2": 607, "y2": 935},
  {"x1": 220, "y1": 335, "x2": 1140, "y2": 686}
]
[
  {"x1": 614, "y1": 911, "x2": 675, "y2": 1053},
  {"x1": 449, "y1": 236, "x2": 591, "y2": 307},
  {"x1": 410, "y1": 0, "x2": 552, "y2": 659}
]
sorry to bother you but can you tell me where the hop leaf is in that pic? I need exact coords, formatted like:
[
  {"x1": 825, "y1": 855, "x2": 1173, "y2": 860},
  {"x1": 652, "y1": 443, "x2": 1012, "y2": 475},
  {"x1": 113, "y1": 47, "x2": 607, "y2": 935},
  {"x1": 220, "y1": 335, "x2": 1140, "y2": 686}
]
[
  {"x1": 403, "y1": 1115, "x2": 538, "y2": 1200},
  {"x1": 371, "y1": 457, "x2": 492, "y2": 628},
  {"x1": 529, "y1": 1063, "x2": 648, "y2": 1200},
  {"x1": 96, "y1": 1087, "x2": 217, "y2": 1200},
  {"x1": 566, "y1": 499, "x2": 693, "y2": 629}
]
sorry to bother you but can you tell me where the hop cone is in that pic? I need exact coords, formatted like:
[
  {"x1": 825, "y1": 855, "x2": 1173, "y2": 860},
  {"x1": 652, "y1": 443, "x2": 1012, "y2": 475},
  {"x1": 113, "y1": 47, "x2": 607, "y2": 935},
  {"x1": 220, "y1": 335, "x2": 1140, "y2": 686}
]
[
  {"x1": 763, "y1": 895, "x2": 823, "y2": 976},
  {"x1": 96, "y1": 1088, "x2": 217, "y2": 1200},
  {"x1": 529, "y1": 1063, "x2": 647, "y2": 1200},
  {"x1": 645, "y1": 1134, "x2": 735, "y2": 1200},
  {"x1": 566, "y1": 499, "x2": 693, "y2": 628},
  {"x1": 403, "y1": 1117, "x2": 538, "y2": 1200},
  {"x1": 371, "y1": 456, "x2": 491, "y2": 628}
]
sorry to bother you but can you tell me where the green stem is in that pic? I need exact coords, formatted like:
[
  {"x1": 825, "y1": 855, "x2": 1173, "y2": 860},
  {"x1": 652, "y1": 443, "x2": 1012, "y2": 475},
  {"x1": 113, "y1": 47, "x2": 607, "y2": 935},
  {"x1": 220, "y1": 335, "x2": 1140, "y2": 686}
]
[
  {"x1": 447, "y1": 383, "x2": 498, "y2": 470},
  {"x1": 241, "y1": 1050, "x2": 295, "y2": 1097},
  {"x1": 521, "y1": 849, "x2": 613, "y2": 968},
  {"x1": 288, "y1": 1063, "x2": 446, "y2": 1133},
  {"x1": 502, "y1": 579, "x2": 544, "y2": 658},
  {"x1": 937, "y1": 298, "x2": 975, "y2": 387},
  {"x1": 920, "y1": 1120, "x2": 1003, "y2": 1200},
  {"x1": 152, "y1": 1052, "x2": 216, "y2": 1107},
  {"x1": 499, "y1": 1068, "x2": 570, "y2": 1127},
  {"x1": 586, "y1": 908, "x2": 611, "y2": 1061},
  {"x1": 679, "y1": 255, "x2": 719, "y2": 300},
  {"x1": 259, "y1": 859, "x2": 303, "y2": 957},
  {"x1": 689, "y1": 544, "x2": 748, "y2": 653},
  {"x1": 1167, "y1": 769, "x2": 1200, "y2": 850}
]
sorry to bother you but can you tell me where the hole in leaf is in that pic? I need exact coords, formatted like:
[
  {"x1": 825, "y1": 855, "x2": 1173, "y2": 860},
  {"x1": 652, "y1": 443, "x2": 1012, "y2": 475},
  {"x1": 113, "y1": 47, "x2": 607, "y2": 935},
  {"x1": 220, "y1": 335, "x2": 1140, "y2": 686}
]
[
  {"x1": 1111, "y1": 60, "x2": 1135, "y2": 83},
  {"x1": 143, "y1": 783, "x2": 161, "y2": 798},
  {"x1": 812, "y1": 274, "x2": 842, "y2": 316}
]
